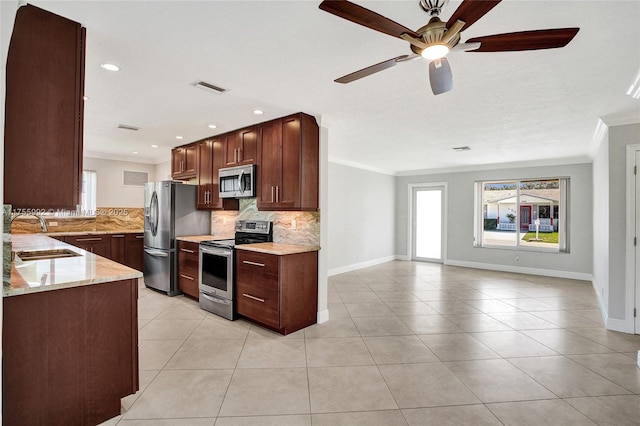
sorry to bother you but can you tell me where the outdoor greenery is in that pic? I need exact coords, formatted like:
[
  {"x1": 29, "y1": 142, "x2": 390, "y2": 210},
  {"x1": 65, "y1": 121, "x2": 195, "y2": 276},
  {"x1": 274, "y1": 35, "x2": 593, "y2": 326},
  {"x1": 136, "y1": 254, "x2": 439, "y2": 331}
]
[
  {"x1": 522, "y1": 231, "x2": 559, "y2": 243},
  {"x1": 484, "y1": 219, "x2": 497, "y2": 230}
]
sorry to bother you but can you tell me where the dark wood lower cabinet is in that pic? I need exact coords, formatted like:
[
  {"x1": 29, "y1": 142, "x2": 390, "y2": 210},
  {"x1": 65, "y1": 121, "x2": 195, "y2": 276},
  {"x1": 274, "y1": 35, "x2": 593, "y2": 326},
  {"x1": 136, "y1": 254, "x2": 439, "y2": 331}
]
[
  {"x1": 124, "y1": 233, "x2": 144, "y2": 271},
  {"x1": 177, "y1": 240, "x2": 199, "y2": 299},
  {"x1": 235, "y1": 250, "x2": 318, "y2": 335},
  {"x1": 2, "y1": 279, "x2": 139, "y2": 425}
]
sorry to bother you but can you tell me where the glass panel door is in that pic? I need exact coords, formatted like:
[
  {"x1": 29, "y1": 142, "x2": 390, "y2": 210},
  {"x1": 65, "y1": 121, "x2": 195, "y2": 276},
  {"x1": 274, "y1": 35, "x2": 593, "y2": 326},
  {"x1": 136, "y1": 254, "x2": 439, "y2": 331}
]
[{"x1": 412, "y1": 186, "x2": 444, "y2": 262}]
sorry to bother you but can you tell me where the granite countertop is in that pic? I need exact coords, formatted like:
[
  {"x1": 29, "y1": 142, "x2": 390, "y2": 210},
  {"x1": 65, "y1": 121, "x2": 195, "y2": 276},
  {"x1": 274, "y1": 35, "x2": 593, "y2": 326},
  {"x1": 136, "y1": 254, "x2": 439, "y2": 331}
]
[
  {"x1": 6, "y1": 234, "x2": 143, "y2": 297},
  {"x1": 236, "y1": 242, "x2": 320, "y2": 255}
]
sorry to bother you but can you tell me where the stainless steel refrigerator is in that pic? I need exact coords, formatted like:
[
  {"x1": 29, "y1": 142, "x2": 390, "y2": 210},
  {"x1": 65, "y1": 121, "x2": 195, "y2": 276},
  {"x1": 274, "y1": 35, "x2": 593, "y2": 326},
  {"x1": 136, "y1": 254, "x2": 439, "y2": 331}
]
[{"x1": 143, "y1": 181, "x2": 210, "y2": 296}]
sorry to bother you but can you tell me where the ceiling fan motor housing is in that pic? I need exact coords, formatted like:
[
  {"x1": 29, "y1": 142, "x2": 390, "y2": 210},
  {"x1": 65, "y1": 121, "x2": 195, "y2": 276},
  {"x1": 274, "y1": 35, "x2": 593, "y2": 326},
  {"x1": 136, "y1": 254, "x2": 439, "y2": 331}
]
[{"x1": 410, "y1": 17, "x2": 460, "y2": 55}]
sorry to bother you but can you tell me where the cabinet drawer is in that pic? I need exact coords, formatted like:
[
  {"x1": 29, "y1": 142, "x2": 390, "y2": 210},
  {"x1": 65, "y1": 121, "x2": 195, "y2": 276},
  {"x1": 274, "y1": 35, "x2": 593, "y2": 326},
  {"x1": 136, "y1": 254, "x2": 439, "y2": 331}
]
[
  {"x1": 236, "y1": 282, "x2": 279, "y2": 329},
  {"x1": 125, "y1": 233, "x2": 144, "y2": 242},
  {"x1": 237, "y1": 250, "x2": 278, "y2": 274},
  {"x1": 178, "y1": 272, "x2": 199, "y2": 299},
  {"x1": 177, "y1": 241, "x2": 199, "y2": 274},
  {"x1": 66, "y1": 235, "x2": 108, "y2": 245}
]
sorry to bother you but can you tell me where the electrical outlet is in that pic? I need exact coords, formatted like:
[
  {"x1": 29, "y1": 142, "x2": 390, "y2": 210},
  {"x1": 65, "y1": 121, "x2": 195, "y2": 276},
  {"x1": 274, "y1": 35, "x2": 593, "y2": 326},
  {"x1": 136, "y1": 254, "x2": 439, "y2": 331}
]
[
  {"x1": 291, "y1": 219, "x2": 297, "y2": 230},
  {"x1": 49, "y1": 221, "x2": 58, "y2": 227},
  {"x1": 515, "y1": 256, "x2": 520, "y2": 263}
]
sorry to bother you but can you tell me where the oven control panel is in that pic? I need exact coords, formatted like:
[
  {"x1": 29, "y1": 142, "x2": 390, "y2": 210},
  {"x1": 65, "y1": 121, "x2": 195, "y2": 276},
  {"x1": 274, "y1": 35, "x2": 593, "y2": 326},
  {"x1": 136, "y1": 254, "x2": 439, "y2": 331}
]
[{"x1": 235, "y1": 220, "x2": 271, "y2": 234}]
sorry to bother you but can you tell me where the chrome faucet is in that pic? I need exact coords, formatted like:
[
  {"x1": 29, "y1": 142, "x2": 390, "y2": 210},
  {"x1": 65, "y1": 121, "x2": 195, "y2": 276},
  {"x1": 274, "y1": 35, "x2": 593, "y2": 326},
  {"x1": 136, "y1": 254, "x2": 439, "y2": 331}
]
[{"x1": 10, "y1": 213, "x2": 48, "y2": 233}]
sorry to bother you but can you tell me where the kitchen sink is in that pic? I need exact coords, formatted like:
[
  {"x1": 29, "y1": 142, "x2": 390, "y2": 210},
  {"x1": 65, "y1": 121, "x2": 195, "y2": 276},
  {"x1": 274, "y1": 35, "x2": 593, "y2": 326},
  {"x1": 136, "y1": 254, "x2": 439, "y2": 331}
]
[{"x1": 16, "y1": 249, "x2": 82, "y2": 261}]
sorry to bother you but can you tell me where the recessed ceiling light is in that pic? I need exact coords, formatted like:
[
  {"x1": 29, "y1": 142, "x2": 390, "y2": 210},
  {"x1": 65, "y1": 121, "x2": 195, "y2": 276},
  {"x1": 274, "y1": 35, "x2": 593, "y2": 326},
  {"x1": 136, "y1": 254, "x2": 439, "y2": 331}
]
[
  {"x1": 150, "y1": 144, "x2": 158, "y2": 148},
  {"x1": 100, "y1": 63, "x2": 120, "y2": 71},
  {"x1": 253, "y1": 109, "x2": 264, "y2": 115},
  {"x1": 132, "y1": 151, "x2": 138, "y2": 155},
  {"x1": 207, "y1": 124, "x2": 217, "y2": 129},
  {"x1": 175, "y1": 136, "x2": 183, "y2": 140}
]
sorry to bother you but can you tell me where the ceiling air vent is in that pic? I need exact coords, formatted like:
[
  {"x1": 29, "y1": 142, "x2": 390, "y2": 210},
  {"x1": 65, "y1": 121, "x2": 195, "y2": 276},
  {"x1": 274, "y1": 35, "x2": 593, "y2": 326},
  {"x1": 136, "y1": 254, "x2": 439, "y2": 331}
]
[
  {"x1": 452, "y1": 146, "x2": 471, "y2": 152},
  {"x1": 192, "y1": 80, "x2": 227, "y2": 94},
  {"x1": 117, "y1": 124, "x2": 140, "y2": 131}
]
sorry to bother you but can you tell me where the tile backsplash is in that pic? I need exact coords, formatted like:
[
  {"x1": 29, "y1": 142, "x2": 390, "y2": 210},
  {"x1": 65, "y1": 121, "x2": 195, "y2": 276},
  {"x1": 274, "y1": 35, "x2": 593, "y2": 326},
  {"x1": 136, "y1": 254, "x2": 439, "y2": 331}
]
[
  {"x1": 211, "y1": 199, "x2": 320, "y2": 246},
  {"x1": 10, "y1": 207, "x2": 144, "y2": 234}
]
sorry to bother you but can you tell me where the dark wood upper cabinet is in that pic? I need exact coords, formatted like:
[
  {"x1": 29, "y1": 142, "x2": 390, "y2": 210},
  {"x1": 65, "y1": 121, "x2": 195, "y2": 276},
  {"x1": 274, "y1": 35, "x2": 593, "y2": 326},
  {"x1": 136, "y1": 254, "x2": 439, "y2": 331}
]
[
  {"x1": 224, "y1": 127, "x2": 257, "y2": 167},
  {"x1": 257, "y1": 113, "x2": 319, "y2": 211},
  {"x1": 4, "y1": 4, "x2": 85, "y2": 209},
  {"x1": 196, "y1": 138, "x2": 238, "y2": 211},
  {"x1": 171, "y1": 143, "x2": 197, "y2": 180}
]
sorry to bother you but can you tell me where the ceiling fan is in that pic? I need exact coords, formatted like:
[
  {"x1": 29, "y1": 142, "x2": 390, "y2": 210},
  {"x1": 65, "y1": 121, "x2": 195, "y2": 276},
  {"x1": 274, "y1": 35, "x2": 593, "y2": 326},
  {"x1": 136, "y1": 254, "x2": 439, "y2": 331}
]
[{"x1": 319, "y1": 0, "x2": 579, "y2": 95}]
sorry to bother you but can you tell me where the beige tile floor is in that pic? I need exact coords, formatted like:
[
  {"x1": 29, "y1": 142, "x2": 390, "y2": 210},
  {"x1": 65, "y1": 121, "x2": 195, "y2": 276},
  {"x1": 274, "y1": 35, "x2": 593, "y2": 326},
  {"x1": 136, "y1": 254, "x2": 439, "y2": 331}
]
[{"x1": 101, "y1": 261, "x2": 640, "y2": 426}]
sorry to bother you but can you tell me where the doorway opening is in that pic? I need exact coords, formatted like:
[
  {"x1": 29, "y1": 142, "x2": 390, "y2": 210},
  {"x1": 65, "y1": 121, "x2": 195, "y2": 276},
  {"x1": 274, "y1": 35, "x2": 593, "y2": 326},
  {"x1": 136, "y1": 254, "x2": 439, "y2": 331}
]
[{"x1": 410, "y1": 184, "x2": 446, "y2": 263}]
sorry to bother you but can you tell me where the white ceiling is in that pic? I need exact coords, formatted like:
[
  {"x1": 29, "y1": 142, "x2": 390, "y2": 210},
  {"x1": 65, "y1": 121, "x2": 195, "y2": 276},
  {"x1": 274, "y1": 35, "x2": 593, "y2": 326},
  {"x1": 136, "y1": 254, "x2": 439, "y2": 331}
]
[{"x1": 28, "y1": 0, "x2": 640, "y2": 175}]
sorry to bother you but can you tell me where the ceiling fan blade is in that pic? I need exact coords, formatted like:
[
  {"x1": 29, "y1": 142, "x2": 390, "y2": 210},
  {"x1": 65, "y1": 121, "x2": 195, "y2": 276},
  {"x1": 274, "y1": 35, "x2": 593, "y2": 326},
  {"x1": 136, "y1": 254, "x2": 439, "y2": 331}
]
[
  {"x1": 446, "y1": 0, "x2": 502, "y2": 31},
  {"x1": 429, "y1": 58, "x2": 452, "y2": 95},
  {"x1": 465, "y1": 28, "x2": 580, "y2": 52},
  {"x1": 335, "y1": 55, "x2": 410, "y2": 84},
  {"x1": 319, "y1": 0, "x2": 420, "y2": 39}
]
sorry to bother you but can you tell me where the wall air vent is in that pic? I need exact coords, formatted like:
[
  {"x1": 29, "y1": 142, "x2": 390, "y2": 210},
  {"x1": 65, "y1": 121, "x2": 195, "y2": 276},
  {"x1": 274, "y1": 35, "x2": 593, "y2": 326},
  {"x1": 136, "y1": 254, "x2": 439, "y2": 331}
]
[
  {"x1": 191, "y1": 80, "x2": 227, "y2": 94},
  {"x1": 117, "y1": 124, "x2": 140, "y2": 131},
  {"x1": 122, "y1": 170, "x2": 148, "y2": 187},
  {"x1": 452, "y1": 146, "x2": 471, "y2": 152}
]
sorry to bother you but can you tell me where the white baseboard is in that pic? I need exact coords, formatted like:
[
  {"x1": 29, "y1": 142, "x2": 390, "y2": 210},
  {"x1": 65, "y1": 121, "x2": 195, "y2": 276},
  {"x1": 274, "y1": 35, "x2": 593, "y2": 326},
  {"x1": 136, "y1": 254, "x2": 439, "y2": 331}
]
[
  {"x1": 328, "y1": 255, "x2": 397, "y2": 276},
  {"x1": 591, "y1": 278, "x2": 609, "y2": 328},
  {"x1": 606, "y1": 318, "x2": 630, "y2": 333},
  {"x1": 445, "y1": 259, "x2": 593, "y2": 281},
  {"x1": 317, "y1": 309, "x2": 329, "y2": 324}
]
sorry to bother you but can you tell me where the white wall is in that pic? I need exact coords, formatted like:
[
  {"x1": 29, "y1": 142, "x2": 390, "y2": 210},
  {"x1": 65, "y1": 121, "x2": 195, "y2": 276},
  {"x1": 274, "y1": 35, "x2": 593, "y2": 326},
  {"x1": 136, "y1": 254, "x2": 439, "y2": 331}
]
[
  {"x1": 396, "y1": 162, "x2": 593, "y2": 279},
  {"x1": 592, "y1": 126, "x2": 610, "y2": 320},
  {"x1": 327, "y1": 162, "x2": 396, "y2": 274},
  {"x1": 154, "y1": 160, "x2": 171, "y2": 181},
  {"x1": 606, "y1": 123, "x2": 640, "y2": 321},
  {"x1": 83, "y1": 157, "x2": 155, "y2": 207}
]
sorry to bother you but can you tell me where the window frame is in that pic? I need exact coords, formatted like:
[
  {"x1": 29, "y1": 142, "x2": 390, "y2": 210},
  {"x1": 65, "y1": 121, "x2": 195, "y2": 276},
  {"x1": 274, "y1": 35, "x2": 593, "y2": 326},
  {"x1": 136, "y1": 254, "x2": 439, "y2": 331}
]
[{"x1": 474, "y1": 177, "x2": 570, "y2": 253}]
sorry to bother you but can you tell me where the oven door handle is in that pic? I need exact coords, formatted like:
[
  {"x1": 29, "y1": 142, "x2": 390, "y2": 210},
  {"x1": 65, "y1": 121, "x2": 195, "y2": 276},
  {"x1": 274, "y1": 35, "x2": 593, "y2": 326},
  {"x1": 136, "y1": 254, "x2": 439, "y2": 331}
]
[{"x1": 201, "y1": 292, "x2": 232, "y2": 305}]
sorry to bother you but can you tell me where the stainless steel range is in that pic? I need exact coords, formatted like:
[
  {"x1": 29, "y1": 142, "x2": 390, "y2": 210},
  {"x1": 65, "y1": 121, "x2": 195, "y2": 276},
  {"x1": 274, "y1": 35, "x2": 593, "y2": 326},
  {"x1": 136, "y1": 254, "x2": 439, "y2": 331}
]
[{"x1": 199, "y1": 220, "x2": 273, "y2": 320}]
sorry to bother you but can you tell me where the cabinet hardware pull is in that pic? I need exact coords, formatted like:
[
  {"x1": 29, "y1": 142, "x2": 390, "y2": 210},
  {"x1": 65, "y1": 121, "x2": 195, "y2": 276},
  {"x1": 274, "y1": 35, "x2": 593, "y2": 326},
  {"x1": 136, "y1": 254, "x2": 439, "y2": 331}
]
[
  {"x1": 112, "y1": 235, "x2": 124, "y2": 238},
  {"x1": 180, "y1": 274, "x2": 194, "y2": 280},
  {"x1": 271, "y1": 186, "x2": 275, "y2": 203},
  {"x1": 243, "y1": 260, "x2": 265, "y2": 267},
  {"x1": 276, "y1": 186, "x2": 280, "y2": 203},
  {"x1": 238, "y1": 148, "x2": 242, "y2": 162},
  {"x1": 180, "y1": 248, "x2": 195, "y2": 253},
  {"x1": 136, "y1": 235, "x2": 144, "y2": 239},
  {"x1": 76, "y1": 237, "x2": 102, "y2": 242},
  {"x1": 242, "y1": 293, "x2": 265, "y2": 303}
]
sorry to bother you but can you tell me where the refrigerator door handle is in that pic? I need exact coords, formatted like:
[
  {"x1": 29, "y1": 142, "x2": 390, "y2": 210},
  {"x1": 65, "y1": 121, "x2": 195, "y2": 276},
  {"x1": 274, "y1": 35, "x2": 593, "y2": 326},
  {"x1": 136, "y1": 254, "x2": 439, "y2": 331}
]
[
  {"x1": 144, "y1": 248, "x2": 169, "y2": 257},
  {"x1": 149, "y1": 190, "x2": 159, "y2": 237}
]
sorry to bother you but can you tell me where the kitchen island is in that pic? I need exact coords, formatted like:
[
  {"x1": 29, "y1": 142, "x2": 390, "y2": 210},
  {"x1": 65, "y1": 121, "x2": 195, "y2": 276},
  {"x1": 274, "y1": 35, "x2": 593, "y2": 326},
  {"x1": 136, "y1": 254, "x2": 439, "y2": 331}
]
[{"x1": 4, "y1": 234, "x2": 141, "y2": 425}]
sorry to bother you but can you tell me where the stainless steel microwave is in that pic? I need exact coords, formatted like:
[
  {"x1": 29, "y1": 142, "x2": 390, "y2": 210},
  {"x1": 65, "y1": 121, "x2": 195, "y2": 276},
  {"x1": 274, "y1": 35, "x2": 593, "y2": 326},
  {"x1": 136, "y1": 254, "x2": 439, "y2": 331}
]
[{"x1": 219, "y1": 164, "x2": 256, "y2": 198}]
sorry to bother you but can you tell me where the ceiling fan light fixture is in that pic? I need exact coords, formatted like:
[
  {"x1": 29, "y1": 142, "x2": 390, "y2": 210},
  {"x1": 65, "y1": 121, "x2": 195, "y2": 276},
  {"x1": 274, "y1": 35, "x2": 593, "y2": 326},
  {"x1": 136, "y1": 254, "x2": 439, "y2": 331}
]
[{"x1": 421, "y1": 44, "x2": 450, "y2": 60}]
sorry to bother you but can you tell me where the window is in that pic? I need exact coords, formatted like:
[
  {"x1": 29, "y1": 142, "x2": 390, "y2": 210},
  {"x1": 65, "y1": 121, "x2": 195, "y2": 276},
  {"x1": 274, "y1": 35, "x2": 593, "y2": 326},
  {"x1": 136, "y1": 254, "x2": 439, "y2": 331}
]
[
  {"x1": 475, "y1": 177, "x2": 570, "y2": 252},
  {"x1": 80, "y1": 170, "x2": 97, "y2": 215}
]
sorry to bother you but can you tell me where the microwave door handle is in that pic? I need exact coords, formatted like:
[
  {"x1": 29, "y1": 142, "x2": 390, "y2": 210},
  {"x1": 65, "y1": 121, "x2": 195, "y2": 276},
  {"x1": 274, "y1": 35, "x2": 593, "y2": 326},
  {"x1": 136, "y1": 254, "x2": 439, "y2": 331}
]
[{"x1": 238, "y1": 170, "x2": 245, "y2": 195}]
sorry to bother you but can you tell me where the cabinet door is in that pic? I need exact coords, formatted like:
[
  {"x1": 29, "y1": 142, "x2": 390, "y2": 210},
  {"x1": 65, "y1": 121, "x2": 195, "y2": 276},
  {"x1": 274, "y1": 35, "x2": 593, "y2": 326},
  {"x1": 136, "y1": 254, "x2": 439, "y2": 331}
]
[
  {"x1": 110, "y1": 234, "x2": 126, "y2": 264},
  {"x1": 171, "y1": 147, "x2": 185, "y2": 178},
  {"x1": 223, "y1": 132, "x2": 240, "y2": 167},
  {"x1": 279, "y1": 116, "x2": 303, "y2": 209},
  {"x1": 196, "y1": 140, "x2": 213, "y2": 208},
  {"x1": 256, "y1": 119, "x2": 283, "y2": 210},
  {"x1": 4, "y1": 4, "x2": 85, "y2": 210},
  {"x1": 238, "y1": 127, "x2": 257, "y2": 165},
  {"x1": 224, "y1": 127, "x2": 256, "y2": 167},
  {"x1": 177, "y1": 241, "x2": 199, "y2": 299},
  {"x1": 91, "y1": 242, "x2": 112, "y2": 259},
  {"x1": 124, "y1": 233, "x2": 144, "y2": 271},
  {"x1": 183, "y1": 143, "x2": 198, "y2": 177}
]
